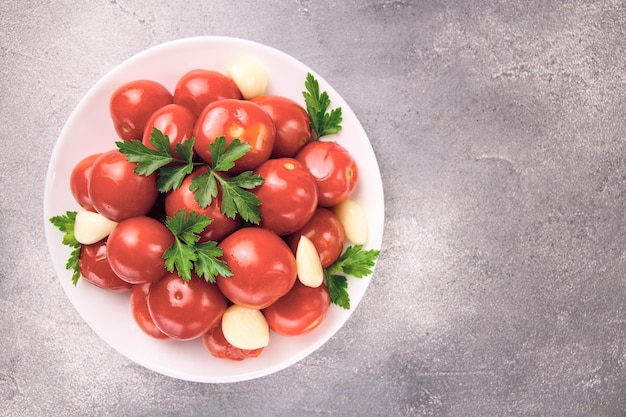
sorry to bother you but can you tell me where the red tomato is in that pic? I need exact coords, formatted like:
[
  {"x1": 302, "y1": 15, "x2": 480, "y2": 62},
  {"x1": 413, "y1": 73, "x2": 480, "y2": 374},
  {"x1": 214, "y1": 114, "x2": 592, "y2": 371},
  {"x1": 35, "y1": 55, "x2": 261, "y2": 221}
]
[
  {"x1": 106, "y1": 216, "x2": 174, "y2": 284},
  {"x1": 130, "y1": 283, "x2": 172, "y2": 340},
  {"x1": 142, "y1": 103, "x2": 196, "y2": 158},
  {"x1": 250, "y1": 95, "x2": 312, "y2": 158},
  {"x1": 285, "y1": 207, "x2": 345, "y2": 268},
  {"x1": 164, "y1": 166, "x2": 242, "y2": 242},
  {"x1": 110, "y1": 79, "x2": 173, "y2": 141},
  {"x1": 78, "y1": 239, "x2": 132, "y2": 292},
  {"x1": 193, "y1": 99, "x2": 276, "y2": 172},
  {"x1": 147, "y1": 272, "x2": 228, "y2": 340},
  {"x1": 216, "y1": 228, "x2": 297, "y2": 309},
  {"x1": 263, "y1": 281, "x2": 331, "y2": 336},
  {"x1": 252, "y1": 158, "x2": 318, "y2": 236},
  {"x1": 88, "y1": 149, "x2": 159, "y2": 222},
  {"x1": 201, "y1": 320, "x2": 264, "y2": 361},
  {"x1": 295, "y1": 140, "x2": 358, "y2": 207},
  {"x1": 173, "y1": 69, "x2": 242, "y2": 116},
  {"x1": 70, "y1": 153, "x2": 102, "y2": 212}
]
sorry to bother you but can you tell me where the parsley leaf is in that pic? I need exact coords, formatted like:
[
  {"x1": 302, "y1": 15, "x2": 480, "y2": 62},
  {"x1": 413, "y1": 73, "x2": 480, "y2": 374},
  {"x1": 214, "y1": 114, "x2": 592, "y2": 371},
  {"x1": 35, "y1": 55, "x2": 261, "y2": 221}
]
[
  {"x1": 194, "y1": 241, "x2": 232, "y2": 283},
  {"x1": 49, "y1": 211, "x2": 82, "y2": 286},
  {"x1": 118, "y1": 131, "x2": 264, "y2": 224},
  {"x1": 162, "y1": 209, "x2": 232, "y2": 282},
  {"x1": 324, "y1": 245, "x2": 380, "y2": 310},
  {"x1": 116, "y1": 128, "x2": 196, "y2": 192},
  {"x1": 302, "y1": 72, "x2": 343, "y2": 138},
  {"x1": 189, "y1": 136, "x2": 264, "y2": 224},
  {"x1": 326, "y1": 274, "x2": 350, "y2": 309}
]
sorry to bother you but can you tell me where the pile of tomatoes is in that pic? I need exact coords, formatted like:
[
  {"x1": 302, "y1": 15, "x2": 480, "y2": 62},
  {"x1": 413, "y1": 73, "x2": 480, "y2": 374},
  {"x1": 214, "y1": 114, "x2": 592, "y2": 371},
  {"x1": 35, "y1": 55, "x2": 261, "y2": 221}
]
[{"x1": 66, "y1": 65, "x2": 361, "y2": 361}]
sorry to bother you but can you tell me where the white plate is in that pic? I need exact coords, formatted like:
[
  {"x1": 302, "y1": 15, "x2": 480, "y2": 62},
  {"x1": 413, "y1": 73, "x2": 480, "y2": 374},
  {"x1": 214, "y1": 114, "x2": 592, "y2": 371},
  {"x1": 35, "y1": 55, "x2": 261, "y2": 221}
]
[{"x1": 43, "y1": 36, "x2": 384, "y2": 383}]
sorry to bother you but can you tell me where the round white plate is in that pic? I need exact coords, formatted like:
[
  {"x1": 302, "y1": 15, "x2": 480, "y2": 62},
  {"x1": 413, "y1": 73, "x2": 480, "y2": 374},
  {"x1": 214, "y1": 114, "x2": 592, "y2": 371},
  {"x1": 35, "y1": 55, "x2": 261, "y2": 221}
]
[{"x1": 43, "y1": 36, "x2": 384, "y2": 383}]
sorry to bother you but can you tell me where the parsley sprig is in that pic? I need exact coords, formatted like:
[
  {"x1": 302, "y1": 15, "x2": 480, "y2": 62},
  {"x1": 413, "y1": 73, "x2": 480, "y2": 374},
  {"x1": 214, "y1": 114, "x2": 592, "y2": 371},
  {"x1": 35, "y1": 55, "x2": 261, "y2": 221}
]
[
  {"x1": 324, "y1": 245, "x2": 380, "y2": 309},
  {"x1": 163, "y1": 209, "x2": 232, "y2": 282},
  {"x1": 302, "y1": 72, "x2": 343, "y2": 139},
  {"x1": 49, "y1": 211, "x2": 81, "y2": 286},
  {"x1": 116, "y1": 129, "x2": 264, "y2": 224}
]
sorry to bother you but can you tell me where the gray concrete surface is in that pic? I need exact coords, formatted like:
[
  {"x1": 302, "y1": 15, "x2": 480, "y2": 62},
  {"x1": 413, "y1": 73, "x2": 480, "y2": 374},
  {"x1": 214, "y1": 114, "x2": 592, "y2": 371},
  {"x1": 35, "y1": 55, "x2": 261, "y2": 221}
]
[{"x1": 2, "y1": 0, "x2": 625, "y2": 416}]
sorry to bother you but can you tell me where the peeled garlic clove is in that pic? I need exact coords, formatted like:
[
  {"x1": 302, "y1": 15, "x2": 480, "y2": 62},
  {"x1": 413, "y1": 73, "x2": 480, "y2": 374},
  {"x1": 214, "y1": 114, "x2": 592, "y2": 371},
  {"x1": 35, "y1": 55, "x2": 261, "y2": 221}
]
[
  {"x1": 333, "y1": 199, "x2": 368, "y2": 245},
  {"x1": 221, "y1": 305, "x2": 270, "y2": 350},
  {"x1": 74, "y1": 211, "x2": 118, "y2": 245},
  {"x1": 226, "y1": 55, "x2": 268, "y2": 100},
  {"x1": 296, "y1": 235, "x2": 324, "y2": 288}
]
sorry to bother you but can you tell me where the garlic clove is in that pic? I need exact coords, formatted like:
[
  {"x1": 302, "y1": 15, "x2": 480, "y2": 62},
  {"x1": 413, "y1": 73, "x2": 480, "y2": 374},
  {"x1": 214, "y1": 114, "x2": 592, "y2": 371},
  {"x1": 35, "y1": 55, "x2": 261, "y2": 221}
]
[
  {"x1": 74, "y1": 211, "x2": 118, "y2": 245},
  {"x1": 333, "y1": 199, "x2": 368, "y2": 245},
  {"x1": 226, "y1": 55, "x2": 268, "y2": 100},
  {"x1": 221, "y1": 305, "x2": 270, "y2": 350},
  {"x1": 296, "y1": 235, "x2": 324, "y2": 288}
]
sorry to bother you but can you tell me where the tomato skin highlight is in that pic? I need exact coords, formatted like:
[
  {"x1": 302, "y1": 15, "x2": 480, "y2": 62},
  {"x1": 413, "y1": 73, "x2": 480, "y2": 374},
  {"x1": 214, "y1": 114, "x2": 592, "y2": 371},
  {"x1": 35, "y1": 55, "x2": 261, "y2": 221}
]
[
  {"x1": 88, "y1": 149, "x2": 159, "y2": 222},
  {"x1": 193, "y1": 99, "x2": 276, "y2": 173},
  {"x1": 216, "y1": 228, "x2": 297, "y2": 309},
  {"x1": 250, "y1": 95, "x2": 312, "y2": 158},
  {"x1": 142, "y1": 103, "x2": 196, "y2": 158},
  {"x1": 263, "y1": 281, "x2": 331, "y2": 336},
  {"x1": 173, "y1": 69, "x2": 242, "y2": 116},
  {"x1": 147, "y1": 272, "x2": 228, "y2": 341},
  {"x1": 130, "y1": 283, "x2": 172, "y2": 340},
  {"x1": 285, "y1": 207, "x2": 345, "y2": 269},
  {"x1": 164, "y1": 167, "x2": 242, "y2": 243},
  {"x1": 201, "y1": 320, "x2": 264, "y2": 361},
  {"x1": 106, "y1": 216, "x2": 174, "y2": 284},
  {"x1": 295, "y1": 140, "x2": 358, "y2": 207},
  {"x1": 252, "y1": 158, "x2": 318, "y2": 236},
  {"x1": 110, "y1": 79, "x2": 173, "y2": 141},
  {"x1": 78, "y1": 239, "x2": 132, "y2": 292},
  {"x1": 70, "y1": 153, "x2": 102, "y2": 212}
]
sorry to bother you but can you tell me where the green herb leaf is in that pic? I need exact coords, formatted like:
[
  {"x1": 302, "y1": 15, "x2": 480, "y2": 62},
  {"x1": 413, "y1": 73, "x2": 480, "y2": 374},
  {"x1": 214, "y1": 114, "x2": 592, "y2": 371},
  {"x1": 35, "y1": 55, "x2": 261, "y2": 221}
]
[
  {"x1": 326, "y1": 274, "x2": 349, "y2": 309},
  {"x1": 194, "y1": 241, "x2": 232, "y2": 283},
  {"x1": 189, "y1": 136, "x2": 264, "y2": 223},
  {"x1": 163, "y1": 238, "x2": 197, "y2": 281},
  {"x1": 302, "y1": 72, "x2": 343, "y2": 138},
  {"x1": 210, "y1": 137, "x2": 251, "y2": 172},
  {"x1": 189, "y1": 171, "x2": 219, "y2": 209},
  {"x1": 162, "y1": 209, "x2": 231, "y2": 282},
  {"x1": 324, "y1": 245, "x2": 380, "y2": 309},
  {"x1": 49, "y1": 211, "x2": 82, "y2": 285},
  {"x1": 217, "y1": 173, "x2": 264, "y2": 224},
  {"x1": 116, "y1": 128, "x2": 196, "y2": 192}
]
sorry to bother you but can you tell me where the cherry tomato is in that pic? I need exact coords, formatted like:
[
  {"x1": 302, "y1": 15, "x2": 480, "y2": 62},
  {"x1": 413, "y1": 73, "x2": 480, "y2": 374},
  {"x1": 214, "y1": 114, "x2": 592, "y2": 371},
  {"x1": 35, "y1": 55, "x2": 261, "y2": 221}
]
[
  {"x1": 201, "y1": 320, "x2": 263, "y2": 361},
  {"x1": 295, "y1": 140, "x2": 358, "y2": 207},
  {"x1": 147, "y1": 272, "x2": 228, "y2": 340},
  {"x1": 250, "y1": 95, "x2": 312, "y2": 158},
  {"x1": 130, "y1": 283, "x2": 172, "y2": 340},
  {"x1": 106, "y1": 216, "x2": 174, "y2": 284},
  {"x1": 70, "y1": 153, "x2": 102, "y2": 212},
  {"x1": 263, "y1": 281, "x2": 331, "y2": 336},
  {"x1": 285, "y1": 207, "x2": 345, "y2": 268},
  {"x1": 110, "y1": 79, "x2": 173, "y2": 141},
  {"x1": 173, "y1": 69, "x2": 242, "y2": 116},
  {"x1": 252, "y1": 158, "x2": 318, "y2": 236},
  {"x1": 193, "y1": 99, "x2": 276, "y2": 172},
  {"x1": 88, "y1": 149, "x2": 159, "y2": 222},
  {"x1": 78, "y1": 239, "x2": 132, "y2": 292},
  {"x1": 164, "y1": 166, "x2": 242, "y2": 243},
  {"x1": 216, "y1": 227, "x2": 297, "y2": 309},
  {"x1": 142, "y1": 103, "x2": 196, "y2": 158}
]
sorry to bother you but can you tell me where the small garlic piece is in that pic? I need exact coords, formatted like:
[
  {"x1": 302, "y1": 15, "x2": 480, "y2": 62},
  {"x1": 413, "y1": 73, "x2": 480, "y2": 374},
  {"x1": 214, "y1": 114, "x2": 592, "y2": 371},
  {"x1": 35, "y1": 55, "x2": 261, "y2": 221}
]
[
  {"x1": 226, "y1": 55, "x2": 268, "y2": 100},
  {"x1": 296, "y1": 235, "x2": 324, "y2": 288},
  {"x1": 333, "y1": 199, "x2": 368, "y2": 245},
  {"x1": 74, "y1": 211, "x2": 118, "y2": 245},
  {"x1": 221, "y1": 305, "x2": 270, "y2": 350}
]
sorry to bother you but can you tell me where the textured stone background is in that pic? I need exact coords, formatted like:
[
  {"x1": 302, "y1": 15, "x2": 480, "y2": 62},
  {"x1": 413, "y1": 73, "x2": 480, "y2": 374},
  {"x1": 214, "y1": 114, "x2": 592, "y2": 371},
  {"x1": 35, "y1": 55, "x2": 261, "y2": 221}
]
[{"x1": 1, "y1": 1, "x2": 625, "y2": 416}]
